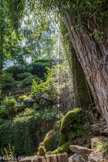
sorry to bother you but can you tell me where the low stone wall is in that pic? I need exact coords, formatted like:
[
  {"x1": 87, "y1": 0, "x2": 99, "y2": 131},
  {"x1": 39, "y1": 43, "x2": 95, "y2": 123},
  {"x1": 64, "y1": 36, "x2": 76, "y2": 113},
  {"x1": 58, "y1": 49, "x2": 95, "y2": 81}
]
[{"x1": 9, "y1": 153, "x2": 68, "y2": 162}]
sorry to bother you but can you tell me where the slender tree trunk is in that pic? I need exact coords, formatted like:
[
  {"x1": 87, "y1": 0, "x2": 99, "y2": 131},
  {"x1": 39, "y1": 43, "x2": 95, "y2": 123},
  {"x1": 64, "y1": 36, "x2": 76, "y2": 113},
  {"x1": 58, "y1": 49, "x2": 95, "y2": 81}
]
[
  {"x1": 63, "y1": 13, "x2": 108, "y2": 124},
  {"x1": 71, "y1": 47, "x2": 92, "y2": 108}
]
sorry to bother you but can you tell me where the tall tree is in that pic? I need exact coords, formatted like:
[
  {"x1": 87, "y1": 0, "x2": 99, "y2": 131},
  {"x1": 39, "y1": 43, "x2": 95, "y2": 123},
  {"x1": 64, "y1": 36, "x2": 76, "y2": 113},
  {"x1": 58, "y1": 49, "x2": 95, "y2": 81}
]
[
  {"x1": 34, "y1": 0, "x2": 108, "y2": 124},
  {"x1": 0, "y1": 0, "x2": 27, "y2": 96}
]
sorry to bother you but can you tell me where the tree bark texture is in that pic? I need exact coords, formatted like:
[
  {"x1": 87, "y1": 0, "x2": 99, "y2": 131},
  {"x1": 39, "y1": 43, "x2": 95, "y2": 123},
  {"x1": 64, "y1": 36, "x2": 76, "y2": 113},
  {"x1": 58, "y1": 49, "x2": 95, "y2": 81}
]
[
  {"x1": 71, "y1": 47, "x2": 92, "y2": 108},
  {"x1": 63, "y1": 13, "x2": 108, "y2": 124}
]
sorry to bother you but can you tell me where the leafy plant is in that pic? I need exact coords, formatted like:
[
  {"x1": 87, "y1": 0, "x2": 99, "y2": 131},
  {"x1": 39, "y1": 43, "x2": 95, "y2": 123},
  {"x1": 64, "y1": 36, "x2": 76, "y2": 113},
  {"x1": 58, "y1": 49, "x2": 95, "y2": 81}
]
[
  {"x1": 17, "y1": 95, "x2": 28, "y2": 103},
  {"x1": 1, "y1": 72, "x2": 15, "y2": 89},
  {"x1": 4, "y1": 143, "x2": 15, "y2": 161},
  {"x1": 0, "y1": 96, "x2": 17, "y2": 118}
]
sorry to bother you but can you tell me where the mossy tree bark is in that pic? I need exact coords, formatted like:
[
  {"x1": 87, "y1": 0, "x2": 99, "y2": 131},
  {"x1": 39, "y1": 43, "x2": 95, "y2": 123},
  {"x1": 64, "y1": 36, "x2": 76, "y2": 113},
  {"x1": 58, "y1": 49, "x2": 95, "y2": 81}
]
[
  {"x1": 63, "y1": 13, "x2": 108, "y2": 124},
  {"x1": 71, "y1": 47, "x2": 92, "y2": 108}
]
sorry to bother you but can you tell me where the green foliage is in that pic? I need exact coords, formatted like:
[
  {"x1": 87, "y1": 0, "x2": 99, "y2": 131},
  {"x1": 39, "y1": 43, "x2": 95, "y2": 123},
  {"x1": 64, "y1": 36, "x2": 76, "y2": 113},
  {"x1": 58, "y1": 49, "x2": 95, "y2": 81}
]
[
  {"x1": 36, "y1": 0, "x2": 108, "y2": 28},
  {"x1": 59, "y1": 108, "x2": 85, "y2": 146},
  {"x1": 50, "y1": 142, "x2": 72, "y2": 155},
  {"x1": 5, "y1": 66, "x2": 27, "y2": 80},
  {"x1": 42, "y1": 108, "x2": 60, "y2": 121},
  {"x1": 1, "y1": 72, "x2": 15, "y2": 89},
  {"x1": 31, "y1": 80, "x2": 46, "y2": 95},
  {"x1": 31, "y1": 64, "x2": 69, "y2": 99},
  {"x1": 17, "y1": 72, "x2": 32, "y2": 80},
  {"x1": 6, "y1": 0, "x2": 26, "y2": 30},
  {"x1": 17, "y1": 95, "x2": 28, "y2": 102},
  {"x1": 29, "y1": 63, "x2": 51, "y2": 80},
  {"x1": 0, "y1": 105, "x2": 61, "y2": 155},
  {"x1": 21, "y1": 75, "x2": 33, "y2": 88},
  {"x1": 4, "y1": 143, "x2": 15, "y2": 161},
  {"x1": 0, "y1": 97, "x2": 17, "y2": 118},
  {"x1": 0, "y1": 117, "x2": 36, "y2": 155}
]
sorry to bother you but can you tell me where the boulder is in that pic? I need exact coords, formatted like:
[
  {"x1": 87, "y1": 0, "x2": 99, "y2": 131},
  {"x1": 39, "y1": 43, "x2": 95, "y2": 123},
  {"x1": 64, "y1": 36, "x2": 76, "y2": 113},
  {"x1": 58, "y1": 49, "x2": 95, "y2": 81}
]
[
  {"x1": 72, "y1": 137, "x2": 86, "y2": 146},
  {"x1": 91, "y1": 122, "x2": 108, "y2": 135},
  {"x1": 59, "y1": 108, "x2": 85, "y2": 146},
  {"x1": 43, "y1": 130, "x2": 57, "y2": 151},
  {"x1": 88, "y1": 151, "x2": 104, "y2": 162},
  {"x1": 70, "y1": 145, "x2": 92, "y2": 160},
  {"x1": 91, "y1": 136, "x2": 108, "y2": 151},
  {"x1": 23, "y1": 98, "x2": 35, "y2": 103},
  {"x1": 68, "y1": 154, "x2": 86, "y2": 162},
  {"x1": 16, "y1": 102, "x2": 23, "y2": 108}
]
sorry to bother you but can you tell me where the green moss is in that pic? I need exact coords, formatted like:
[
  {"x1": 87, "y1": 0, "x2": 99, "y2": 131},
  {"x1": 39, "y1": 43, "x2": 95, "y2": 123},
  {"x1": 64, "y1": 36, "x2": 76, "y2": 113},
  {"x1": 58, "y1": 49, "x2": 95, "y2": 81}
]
[
  {"x1": 43, "y1": 130, "x2": 57, "y2": 151},
  {"x1": 17, "y1": 95, "x2": 28, "y2": 102},
  {"x1": 53, "y1": 120, "x2": 61, "y2": 132},
  {"x1": 59, "y1": 108, "x2": 85, "y2": 146},
  {"x1": 59, "y1": 133, "x2": 66, "y2": 146},
  {"x1": 50, "y1": 142, "x2": 72, "y2": 154},
  {"x1": 38, "y1": 142, "x2": 46, "y2": 156}
]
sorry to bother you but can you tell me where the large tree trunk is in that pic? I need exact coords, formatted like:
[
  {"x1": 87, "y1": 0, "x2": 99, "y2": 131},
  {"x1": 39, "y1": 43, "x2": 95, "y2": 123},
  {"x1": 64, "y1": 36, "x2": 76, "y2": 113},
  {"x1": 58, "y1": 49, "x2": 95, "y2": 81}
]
[
  {"x1": 71, "y1": 47, "x2": 92, "y2": 108},
  {"x1": 63, "y1": 13, "x2": 108, "y2": 124}
]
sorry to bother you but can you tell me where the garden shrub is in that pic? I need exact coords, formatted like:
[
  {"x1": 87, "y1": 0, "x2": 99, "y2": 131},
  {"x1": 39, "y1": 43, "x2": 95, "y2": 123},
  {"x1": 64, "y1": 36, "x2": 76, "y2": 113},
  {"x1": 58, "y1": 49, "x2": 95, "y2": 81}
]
[
  {"x1": 0, "y1": 117, "x2": 37, "y2": 155},
  {"x1": 5, "y1": 65, "x2": 26, "y2": 80},
  {"x1": 0, "y1": 106, "x2": 61, "y2": 156},
  {"x1": 21, "y1": 75, "x2": 33, "y2": 87},
  {"x1": 1, "y1": 72, "x2": 15, "y2": 89},
  {"x1": 17, "y1": 72, "x2": 31, "y2": 80},
  {"x1": 0, "y1": 97, "x2": 17, "y2": 118}
]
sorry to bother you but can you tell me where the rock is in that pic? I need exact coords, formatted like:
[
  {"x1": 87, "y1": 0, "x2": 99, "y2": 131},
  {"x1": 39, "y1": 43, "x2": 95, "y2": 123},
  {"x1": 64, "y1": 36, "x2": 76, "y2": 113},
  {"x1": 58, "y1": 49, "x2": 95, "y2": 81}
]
[
  {"x1": 70, "y1": 145, "x2": 92, "y2": 160},
  {"x1": 68, "y1": 154, "x2": 86, "y2": 162},
  {"x1": 23, "y1": 98, "x2": 35, "y2": 103},
  {"x1": 91, "y1": 136, "x2": 108, "y2": 151},
  {"x1": 88, "y1": 151, "x2": 103, "y2": 162},
  {"x1": 73, "y1": 137, "x2": 86, "y2": 146},
  {"x1": 91, "y1": 122, "x2": 108, "y2": 135},
  {"x1": 43, "y1": 130, "x2": 57, "y2": 151},
  {"x1": 16, "y1": 102, "x2": 23, "y2": 108},
  {"x1": 38, "y1": 142, "x2": 46, "y2": 156}
]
